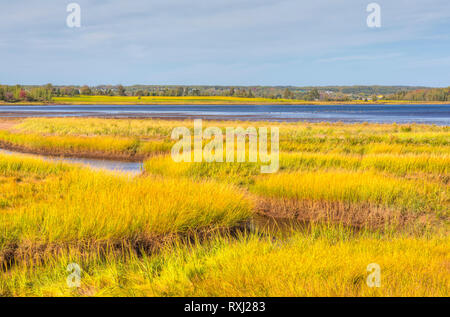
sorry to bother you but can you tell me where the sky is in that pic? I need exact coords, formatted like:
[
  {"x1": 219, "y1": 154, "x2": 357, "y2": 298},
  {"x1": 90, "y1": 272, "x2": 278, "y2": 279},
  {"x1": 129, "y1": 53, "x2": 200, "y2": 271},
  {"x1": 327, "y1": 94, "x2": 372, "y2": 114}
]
[{"x1": 0, "y1": 0, "x2": 449, "y2": 87}]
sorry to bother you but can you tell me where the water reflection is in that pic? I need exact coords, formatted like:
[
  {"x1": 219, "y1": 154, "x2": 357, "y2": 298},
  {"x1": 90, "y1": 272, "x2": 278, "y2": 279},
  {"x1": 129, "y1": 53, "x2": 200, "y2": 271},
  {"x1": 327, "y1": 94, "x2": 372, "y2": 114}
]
[
  {"x1": 0, "y1": 104, "x2": 449, "y2": 125},
  {"x1": 0, "y1": 148, "x2": 143, "y2": 174}
]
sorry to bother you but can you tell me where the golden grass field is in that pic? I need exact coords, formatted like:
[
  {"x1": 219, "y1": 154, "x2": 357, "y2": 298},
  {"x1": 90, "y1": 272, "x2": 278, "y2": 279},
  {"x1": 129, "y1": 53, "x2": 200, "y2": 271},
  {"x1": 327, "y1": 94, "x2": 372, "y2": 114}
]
[
  {"x1": 1, "y1": 95, "x2": 450, "y2": 105},
  {"x1": 0, "y1": 117, "x2": 448, "y2": 296}
]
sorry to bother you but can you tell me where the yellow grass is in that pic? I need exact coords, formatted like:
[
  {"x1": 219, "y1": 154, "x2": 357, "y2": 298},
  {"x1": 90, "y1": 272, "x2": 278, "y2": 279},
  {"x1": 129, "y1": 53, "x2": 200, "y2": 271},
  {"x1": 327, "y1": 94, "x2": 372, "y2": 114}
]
[
  {"x1": 1, "y1": 95, "x2": 448, "y2": 105},
  {"x1": 1, "y1": 230, "x2": 448, "y2": 297},
  {"x1": 0, "y1": 130, "x2": 171, "y2": 160},
  {"x1": 0, "y1": 154, "x2": 253, "y2": 267},
  {"x1": 0, "y1": 117, "x2": 448, "y2": 297},
  {"x1": 53, "y1": 95, "x2": 300, "y2": 105},
  {"x1": 251, "y1": 170, "x2": 448, "y2": 215}
]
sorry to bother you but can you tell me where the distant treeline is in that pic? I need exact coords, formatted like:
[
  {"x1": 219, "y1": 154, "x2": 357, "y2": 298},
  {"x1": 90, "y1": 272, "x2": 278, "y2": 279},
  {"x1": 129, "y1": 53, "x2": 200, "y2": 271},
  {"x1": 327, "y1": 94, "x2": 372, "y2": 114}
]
[
  {"x1": 55, "y1": 85, "x2": 328, "y2": 101},
  {"x1": 82, "y1": 85, "x2": 429, "y2": 100},
  {"x1": 1, "y1": 84, "x2": 449, "y2": 102},
  {"x1": 0, "y1": 84, "x2": 53, "y2": 102},
  {"x1": 388, "y1": 87, "x2": 450, "y2": 102}
]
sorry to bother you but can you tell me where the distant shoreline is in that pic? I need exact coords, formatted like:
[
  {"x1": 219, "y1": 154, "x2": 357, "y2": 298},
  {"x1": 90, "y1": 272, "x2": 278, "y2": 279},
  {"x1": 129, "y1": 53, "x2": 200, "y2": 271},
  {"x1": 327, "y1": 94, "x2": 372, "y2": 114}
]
[{"x1": 1, "y1": 96, "x2": 450, "y2": 106}]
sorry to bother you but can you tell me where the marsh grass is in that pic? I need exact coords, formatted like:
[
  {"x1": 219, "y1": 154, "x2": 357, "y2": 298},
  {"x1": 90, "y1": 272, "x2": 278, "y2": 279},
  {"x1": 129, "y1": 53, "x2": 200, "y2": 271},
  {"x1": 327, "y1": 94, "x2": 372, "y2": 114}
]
[
  {"x1": 8, "y1": 118, "x2": 449, "y2": 159},
  {"x1": 0, "y1": 118, "x2": 448, "y2": 297},
  {"x1": 251, "y1": 170, "x2": 447, "y2": 214},
  {"x1": 0, "y1": 155, "x2": 253, "y2": 269},
  {"x1": 1, "y1": 227, "x2": 448, "y2": 297},
  {"x1": 0, "y1": 130, "x2": 172, "y2": 160},
  {"x1": 145, "y1": 151, "x2": 449, "y2": 182},
  {"x1": 0, "y1": 152, "x2": 74, "y2": 177}
]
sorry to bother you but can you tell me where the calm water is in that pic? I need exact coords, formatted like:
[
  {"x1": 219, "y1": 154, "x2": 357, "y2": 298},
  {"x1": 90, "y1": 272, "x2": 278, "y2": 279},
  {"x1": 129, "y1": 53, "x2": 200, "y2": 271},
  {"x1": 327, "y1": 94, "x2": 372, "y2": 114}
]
[
  {"x1": 0, "y1": 104, "x2": 449, "y2": 125},
  {"x1": 0, "y1": 148, "x2": 143, "y2": 174}
]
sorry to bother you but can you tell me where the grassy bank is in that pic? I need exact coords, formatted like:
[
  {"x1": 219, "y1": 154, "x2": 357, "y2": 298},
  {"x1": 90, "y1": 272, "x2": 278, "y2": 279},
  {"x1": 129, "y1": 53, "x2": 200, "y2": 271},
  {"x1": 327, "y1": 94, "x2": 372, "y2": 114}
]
[
  {"x1": 0, "y1": 130, "x2": 172, "y2": 161},
  {"x1": 2, "y1": 95, "x2": 450, "y2": 105}
]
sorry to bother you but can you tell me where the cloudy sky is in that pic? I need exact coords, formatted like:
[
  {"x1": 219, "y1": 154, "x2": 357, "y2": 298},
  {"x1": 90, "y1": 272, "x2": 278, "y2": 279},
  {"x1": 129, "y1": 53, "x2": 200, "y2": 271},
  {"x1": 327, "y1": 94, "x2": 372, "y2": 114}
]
[{"x1": 1, "y1": 0, "x2": 449, "y2": 86}]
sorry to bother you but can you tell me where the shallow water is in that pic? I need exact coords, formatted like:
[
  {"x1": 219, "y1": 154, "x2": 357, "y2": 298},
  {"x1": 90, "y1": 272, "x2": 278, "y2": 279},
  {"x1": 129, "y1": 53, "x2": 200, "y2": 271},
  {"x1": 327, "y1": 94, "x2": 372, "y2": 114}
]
[
  {"x1": 0, "y1": 148, "x2": 143, "y2": 174},
  {"x1": 0, "y1": 104, "x2": 449, "y2": 125}
]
